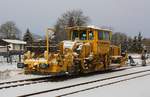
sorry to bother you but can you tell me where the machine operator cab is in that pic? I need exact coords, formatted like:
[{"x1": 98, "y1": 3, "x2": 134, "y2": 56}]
[
  {"x1": 66, "y1": 26, "x2": 112, "y2": 41},
  {"x1": 65, "y1": 26, "x2": 112, "y2": 55}
]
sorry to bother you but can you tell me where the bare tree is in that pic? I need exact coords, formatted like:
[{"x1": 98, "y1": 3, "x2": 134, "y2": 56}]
[
  {"x1": 54, "y1": 9, "x2": 90, "y2": 42},
  {"x1": 0, "y1": 21, "x2": 21, "y2": 39},
  {"x1": 112, "y1": 32, "x2": 128, "y2": 45},
  {"x1": 111, "y1": 32, "x2": 129, "y2": 52}
]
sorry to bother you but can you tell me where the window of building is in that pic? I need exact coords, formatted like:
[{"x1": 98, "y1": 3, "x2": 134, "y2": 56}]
[
  {"x1": 20, "y1": 44, "x2": 23, "y2": 50},
  {"x1": 13, "y1": 44, "x2": 15, "y2": 50}
]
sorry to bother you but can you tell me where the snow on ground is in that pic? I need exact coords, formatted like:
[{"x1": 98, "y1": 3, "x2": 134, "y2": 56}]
[
  {"x1": 0, "y1": 62, "x2": 44, "y2": 82},
  {"x1": 0, "y1": 62, "x2": 17, "y2": 71},
  {"x1": 0, "y1": 59, "x2": 44, "y2": 82},
  {"x1": 66, "y1": 72, "x2": 150, "y2": 97},
  {"x1": 0, "y1": 62, "x2": 19, "y2": 80},
  {"x1": 128, "y1": 53, "x2": 141, "y2": 58},
  {"x1": 128, "y1": 53, "x2": 150, "y2": 65},
  {"x1": 33, "y1": 68, "x2": 150, "y2": 97}
]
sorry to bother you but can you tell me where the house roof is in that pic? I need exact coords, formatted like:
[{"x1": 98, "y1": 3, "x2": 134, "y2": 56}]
[{"x1": 2, "y1": 39, "x2": 26, "y2": 45}]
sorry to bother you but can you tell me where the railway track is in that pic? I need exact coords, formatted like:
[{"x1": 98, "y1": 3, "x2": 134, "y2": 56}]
[
  {"x1": 0, "y1": 76, "x2": 51, "y2": 90},
  {"x1": 18, "y1": 66, "x2": 150, "y2": 97},
  {"x1": 57, "y1": 71, "x2": 150, "y2": 97}
]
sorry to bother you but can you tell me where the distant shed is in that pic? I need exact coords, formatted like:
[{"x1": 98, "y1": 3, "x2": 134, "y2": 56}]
[
  {"x1": 0, "y1": 46, "x2": 7, "y2": 52},
  {"x1": 0, "y1": 39, "x2": 26, "y2": 52}
]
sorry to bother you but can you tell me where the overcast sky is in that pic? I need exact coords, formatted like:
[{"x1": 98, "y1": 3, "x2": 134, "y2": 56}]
[{"x1": 0, "y1": 0, "x2": 149, "y2": 38}]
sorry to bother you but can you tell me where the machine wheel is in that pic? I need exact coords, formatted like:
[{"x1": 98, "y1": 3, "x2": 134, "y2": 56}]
[{"x1": 68, "y1": 60, "x2": 81, "y2": 75}]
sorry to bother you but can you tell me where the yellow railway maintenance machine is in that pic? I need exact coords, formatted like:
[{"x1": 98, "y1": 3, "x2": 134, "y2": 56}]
[{"x1": 17, "y1": 26, "x2": 128, "y2": 75}]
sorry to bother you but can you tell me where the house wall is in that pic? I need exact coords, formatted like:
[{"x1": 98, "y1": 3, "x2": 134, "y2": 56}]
[
  {"x1": 0, "y1": 46, "x2": 7, "y2": 52},
  {"x1": 12, "y1": 44, "x2": 25, "y2": 51},
  {"x1": 8, "y1": 44, "x2": 25, "y2": 51},
  {"x1": 8, "y1": 44, "x2": 13, "y2": 51}
]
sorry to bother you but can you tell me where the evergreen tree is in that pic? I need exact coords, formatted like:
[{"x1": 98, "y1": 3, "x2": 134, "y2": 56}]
[
  {"x1": 137, "y1": 32, "x2": 143, "y2": 53},
  {"x1": 129, "y1": 32, "x2": 144, "y2": 53},
  {"x1": 23, "y1": 29, "x2": 33, "y2": 45},
  {"x1": 138, "y1": 32, "x2": 142, "y2": 42},
  {"x1": 132, "y1": 36, "x2": 138, "y2": 52}
]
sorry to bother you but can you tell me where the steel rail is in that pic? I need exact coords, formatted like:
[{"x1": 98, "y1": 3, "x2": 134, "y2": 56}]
[{"x1": 0, "y1": 76, "x2": 51, "y2": 89}]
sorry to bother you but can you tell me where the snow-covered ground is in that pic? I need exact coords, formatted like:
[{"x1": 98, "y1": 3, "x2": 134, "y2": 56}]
[
  {"x1": 66, "y1": 73, "x2": 150, "y2": 97},
  {"x1": 0, "y1": 54, "x2": 149, "y2": 97},
  {"x1": 0, "y1": 58, "x2": 44, "y2": 82},
  {"x1": 0, "y1": 62, "x2": 18, "y2": 80}
]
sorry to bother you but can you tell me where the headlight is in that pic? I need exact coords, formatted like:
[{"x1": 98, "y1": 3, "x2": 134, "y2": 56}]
[
  {"x1": 17, "y1": 63, "x2": 26, "y2": 68},
  {"x1": 39, "y1": 63, "x2": 49, "y2": 69}
]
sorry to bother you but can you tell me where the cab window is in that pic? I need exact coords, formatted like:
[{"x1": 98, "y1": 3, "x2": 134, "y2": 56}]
[
  {"x1": 98, "y1": 31, "x2": 103, "y2": 40},
  {"x1": 104, "y1": 31, "x2": 110, "y2": 40},
  {"x1": 72, "y1": 31, "x2": 79, "y2": 40},
  {"x1": 88, "y1": 31, "x2": 94, "y2": 40},
  {"x1": 80, "y1": 31, "x2": 87, "y2": 40}
]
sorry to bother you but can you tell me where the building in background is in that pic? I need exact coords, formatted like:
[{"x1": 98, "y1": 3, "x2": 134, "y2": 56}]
[
  {"x1": 0, "y1": 39, "x2": 26, "y2": 52},
  {"x1": 0, "y1": 39, "x2": 26, "y2": 63}
]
